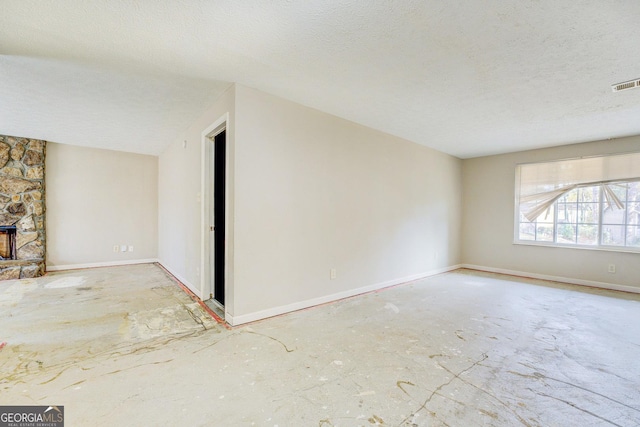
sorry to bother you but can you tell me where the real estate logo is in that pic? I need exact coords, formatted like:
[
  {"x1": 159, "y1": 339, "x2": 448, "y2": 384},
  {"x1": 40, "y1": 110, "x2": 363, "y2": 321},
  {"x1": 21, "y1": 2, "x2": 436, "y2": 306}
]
[{"x1": 0, "y1": 406, "x2": 64, "y2": 427}]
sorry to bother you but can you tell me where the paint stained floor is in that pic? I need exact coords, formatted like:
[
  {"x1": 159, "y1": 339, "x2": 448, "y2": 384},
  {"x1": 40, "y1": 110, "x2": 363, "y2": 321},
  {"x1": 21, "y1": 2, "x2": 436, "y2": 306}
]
[{"x1": 1, "y1": 264, "x2": 639, "y2": 426}]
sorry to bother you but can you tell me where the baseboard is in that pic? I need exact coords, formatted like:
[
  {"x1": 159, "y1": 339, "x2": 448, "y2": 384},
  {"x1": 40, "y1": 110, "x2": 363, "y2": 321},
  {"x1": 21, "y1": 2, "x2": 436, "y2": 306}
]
[
  {"x1": 227, "y1": 264, "x2": 461, "y2": 326},
  {"x1": 461, "y1": 264, "x2": 640, "y2": 295},
  {"x1": 47, "y1": 258, "x2": 160, "y2": 272},
  {"x1": 156, "y1": 261, "x2": 201, "y2": 299}
]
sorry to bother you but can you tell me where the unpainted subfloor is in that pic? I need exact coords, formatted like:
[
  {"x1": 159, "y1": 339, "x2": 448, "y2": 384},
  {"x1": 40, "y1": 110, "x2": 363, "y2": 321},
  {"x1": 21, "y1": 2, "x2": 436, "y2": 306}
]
[{"x1": 1, "y1": 264, "x2": 639, "y2": 426}]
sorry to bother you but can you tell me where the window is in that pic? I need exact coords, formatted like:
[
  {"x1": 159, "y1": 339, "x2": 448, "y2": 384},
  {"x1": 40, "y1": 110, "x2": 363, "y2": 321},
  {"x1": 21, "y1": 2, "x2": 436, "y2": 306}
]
[{"x1": 515, "y1": 152, "x2": 640, "y2": 251}]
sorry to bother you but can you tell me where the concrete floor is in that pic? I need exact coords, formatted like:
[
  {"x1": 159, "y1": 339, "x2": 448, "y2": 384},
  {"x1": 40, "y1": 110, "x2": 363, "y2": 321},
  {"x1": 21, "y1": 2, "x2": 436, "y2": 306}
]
[{"x1": 1, "y1": 264, "x2": 639, "y2": 426}]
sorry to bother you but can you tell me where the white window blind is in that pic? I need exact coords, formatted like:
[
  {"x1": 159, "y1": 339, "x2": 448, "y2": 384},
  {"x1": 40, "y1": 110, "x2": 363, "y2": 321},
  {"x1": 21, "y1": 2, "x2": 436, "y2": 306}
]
[{"x1": 516, "y1": 152, "x2": 640, "y2": 222}]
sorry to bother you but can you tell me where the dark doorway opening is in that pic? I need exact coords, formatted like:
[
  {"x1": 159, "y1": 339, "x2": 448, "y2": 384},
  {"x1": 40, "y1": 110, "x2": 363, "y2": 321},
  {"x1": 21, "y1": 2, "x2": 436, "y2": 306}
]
[{"x1": 213, "y1": 130, "x2": 226, "y2": 306}]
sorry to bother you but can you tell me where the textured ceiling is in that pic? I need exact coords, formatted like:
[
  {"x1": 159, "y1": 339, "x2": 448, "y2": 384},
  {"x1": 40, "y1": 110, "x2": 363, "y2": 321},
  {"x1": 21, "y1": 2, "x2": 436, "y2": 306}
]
[{"x1": 1, "y1": 1, "x2": 640, "y2": 157}]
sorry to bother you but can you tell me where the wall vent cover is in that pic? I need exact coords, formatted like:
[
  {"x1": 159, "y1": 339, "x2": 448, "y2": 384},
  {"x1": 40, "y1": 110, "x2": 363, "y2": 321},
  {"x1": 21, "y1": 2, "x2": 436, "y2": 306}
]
[{"x1": 611, "y1": 79, "x2": 640, "y2": 92}]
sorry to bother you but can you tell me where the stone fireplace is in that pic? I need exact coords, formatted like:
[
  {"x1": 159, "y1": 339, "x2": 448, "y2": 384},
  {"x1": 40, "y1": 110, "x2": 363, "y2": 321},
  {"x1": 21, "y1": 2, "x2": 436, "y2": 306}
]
[{"x1": 0, "y1": 135, "x2": 46, "y2": 280}]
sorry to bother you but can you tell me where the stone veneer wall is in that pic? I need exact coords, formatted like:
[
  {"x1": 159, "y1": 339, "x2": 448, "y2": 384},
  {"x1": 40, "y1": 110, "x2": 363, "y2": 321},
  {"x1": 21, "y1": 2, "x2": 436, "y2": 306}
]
[{"x1": 0, "y1": 135, "x2": 46, "y2": 280}]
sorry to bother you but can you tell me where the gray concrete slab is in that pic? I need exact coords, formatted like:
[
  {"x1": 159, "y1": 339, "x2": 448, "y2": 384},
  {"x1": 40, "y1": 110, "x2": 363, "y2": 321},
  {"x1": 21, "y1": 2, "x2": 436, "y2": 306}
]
[{"x1": 1, "y1": 264, "x2": 639, "y2": 426}]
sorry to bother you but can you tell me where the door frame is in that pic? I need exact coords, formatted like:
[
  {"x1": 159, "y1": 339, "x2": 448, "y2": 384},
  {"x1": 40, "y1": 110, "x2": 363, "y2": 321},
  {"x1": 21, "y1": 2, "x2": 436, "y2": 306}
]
[{"x1": 200, "y1": 113, "x2": 229, "y2": 314}]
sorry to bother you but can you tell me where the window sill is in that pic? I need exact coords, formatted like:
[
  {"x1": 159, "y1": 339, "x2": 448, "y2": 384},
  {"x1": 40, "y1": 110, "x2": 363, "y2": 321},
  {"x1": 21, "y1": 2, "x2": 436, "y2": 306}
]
[{"x1": 513, "y1": 240, "x2": 640, "y2": 254}]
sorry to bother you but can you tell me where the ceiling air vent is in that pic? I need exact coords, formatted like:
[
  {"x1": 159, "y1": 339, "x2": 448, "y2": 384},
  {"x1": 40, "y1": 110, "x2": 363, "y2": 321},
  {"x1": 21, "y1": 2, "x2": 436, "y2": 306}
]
[{"x1": 611, "y1": 79, "x2": 640, "y2": 92}]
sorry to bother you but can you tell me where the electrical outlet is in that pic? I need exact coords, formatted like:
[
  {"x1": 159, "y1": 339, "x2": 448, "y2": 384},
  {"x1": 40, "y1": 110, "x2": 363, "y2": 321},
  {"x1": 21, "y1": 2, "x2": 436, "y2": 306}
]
[
  {"x1": 128, "y1": 245, "x2": 134, "y2": 252},
  {"x1": 608, "y1": 264, "x2": 616, "y2": 273},
  {"x1": 113, "y1": 245, "x2": 119, "y2": 252},
  {"x1": 330, "y1": 268, "x2": 337, "y2": 280}
]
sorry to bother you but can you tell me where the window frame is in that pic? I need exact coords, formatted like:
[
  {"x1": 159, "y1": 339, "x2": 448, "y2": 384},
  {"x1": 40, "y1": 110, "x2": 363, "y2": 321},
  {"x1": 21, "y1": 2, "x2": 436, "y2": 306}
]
[{"x1": 513, "y1": 153, "x2": 640, "y2": 254}]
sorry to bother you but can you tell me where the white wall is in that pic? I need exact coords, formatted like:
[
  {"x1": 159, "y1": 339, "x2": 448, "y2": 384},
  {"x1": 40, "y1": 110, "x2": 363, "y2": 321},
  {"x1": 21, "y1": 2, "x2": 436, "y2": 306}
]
[
  {"x1": 46, "y1": 143, "x2": 158, "y2": 267},
  {"x1": 231, "y1": 85, "x2": 462, "y2": 322},
  {"x1": 462, "y1": 135, "x2": 640, "y2": 291},
  {"x1": 158, "y1": 85, "x2": 235, "y2": 311},
  {"x1": 157, "y1": 84, "x2": 462, "y2": 324}
]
